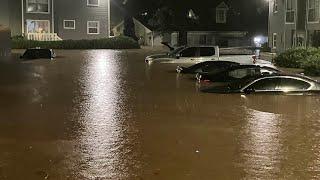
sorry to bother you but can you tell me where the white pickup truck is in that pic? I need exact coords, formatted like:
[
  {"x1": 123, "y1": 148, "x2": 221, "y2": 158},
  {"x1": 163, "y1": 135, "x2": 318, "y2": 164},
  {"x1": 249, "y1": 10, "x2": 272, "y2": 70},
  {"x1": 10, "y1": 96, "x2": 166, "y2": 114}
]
[{"x1": 145, "y1": 45, "x2": 274, "y2": 68}]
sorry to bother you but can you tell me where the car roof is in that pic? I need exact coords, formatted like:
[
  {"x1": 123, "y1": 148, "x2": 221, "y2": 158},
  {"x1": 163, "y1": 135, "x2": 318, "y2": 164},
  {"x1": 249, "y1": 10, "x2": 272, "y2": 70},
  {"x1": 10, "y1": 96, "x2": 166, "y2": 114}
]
[{"x1": 254, "y1": 74, "x2": 319, "y2": 83}]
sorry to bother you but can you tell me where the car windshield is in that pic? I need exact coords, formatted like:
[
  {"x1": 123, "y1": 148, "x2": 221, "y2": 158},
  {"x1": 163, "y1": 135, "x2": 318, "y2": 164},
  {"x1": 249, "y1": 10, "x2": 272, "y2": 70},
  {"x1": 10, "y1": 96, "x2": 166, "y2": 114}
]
[{"x1": 168, "y1": 47, "x2": 185, "y2": 56}]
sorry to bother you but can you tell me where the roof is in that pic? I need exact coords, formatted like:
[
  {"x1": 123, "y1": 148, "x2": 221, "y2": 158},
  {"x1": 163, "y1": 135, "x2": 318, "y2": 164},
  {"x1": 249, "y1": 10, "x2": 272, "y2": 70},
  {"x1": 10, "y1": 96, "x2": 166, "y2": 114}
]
[{"x1": 112, "y1": 18, "x2": 152, "y2": 33}]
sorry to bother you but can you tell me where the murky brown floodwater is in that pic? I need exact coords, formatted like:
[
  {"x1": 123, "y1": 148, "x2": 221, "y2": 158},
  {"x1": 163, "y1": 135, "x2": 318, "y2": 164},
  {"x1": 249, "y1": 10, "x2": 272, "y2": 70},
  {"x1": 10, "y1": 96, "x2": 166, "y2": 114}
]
[{"x1": 0, "y1": 49, "x2": 320, "y2": 179}]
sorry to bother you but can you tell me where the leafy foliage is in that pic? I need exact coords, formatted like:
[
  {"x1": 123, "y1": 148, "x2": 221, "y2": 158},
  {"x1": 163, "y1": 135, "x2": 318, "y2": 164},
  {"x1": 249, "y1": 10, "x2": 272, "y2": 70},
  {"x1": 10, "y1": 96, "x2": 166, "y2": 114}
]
[
  {"x1": 12, "y1": 36, "x2": 140, "y2": 49},
  {"x1": 275, "y1": 48, "x2": 320, "y2": 76},
  {"x1": 148, "y1": 7, "x2": 174, "y2": 33}
]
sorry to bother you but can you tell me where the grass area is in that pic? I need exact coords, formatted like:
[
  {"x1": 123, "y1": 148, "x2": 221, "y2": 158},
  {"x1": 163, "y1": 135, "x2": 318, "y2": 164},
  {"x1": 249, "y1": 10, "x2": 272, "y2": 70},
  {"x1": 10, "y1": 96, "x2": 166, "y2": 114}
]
[{"x1": 12, "y1": 36, "x2": 140, "y2": 50}]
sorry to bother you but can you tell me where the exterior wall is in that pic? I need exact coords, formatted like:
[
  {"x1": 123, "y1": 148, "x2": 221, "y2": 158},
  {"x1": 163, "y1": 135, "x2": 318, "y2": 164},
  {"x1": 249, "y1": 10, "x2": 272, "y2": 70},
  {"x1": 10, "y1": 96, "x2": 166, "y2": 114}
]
[
  {"x1": 268, "y1": 0, "x2": 320, "y2": 54},
  {"x1": 186, "y1": 31, "x2": 251, "y2": 47},
  {"x1": 9, "y1": 0, "x2": 22, "y2": 36},
  {"x1": 23, "y1": 0, "x2": 54, "y2": 34},
  {"x1": 0, "y1": 0, "x2": 11, "y2": 58},
  {"x1": 55, "y1": 0, "x2": 110, "y2": 40}
]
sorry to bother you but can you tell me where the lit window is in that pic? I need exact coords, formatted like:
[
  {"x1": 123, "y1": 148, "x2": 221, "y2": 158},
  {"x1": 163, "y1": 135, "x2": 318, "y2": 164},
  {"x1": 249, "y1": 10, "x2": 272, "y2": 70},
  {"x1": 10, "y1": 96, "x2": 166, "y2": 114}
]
[
  {"x1": 285, "y1": 0, "x2": 295, "y2": 23},
  {"x1": 273, "y1": 0, "x2": 278, "y2": 13},
  {"x1": 308, "y1": 0, "x2": 319, "y2": 22},
  {"x1": 64, "y1": 20, "x2": 75, "y2": 29},
  {"x1": 26, "y1": 0, "x2": 49, "y2": 13},
  {"x1": 216, "y1": 9, "x2": 227, "y2": 23},
  {"x1": 87, "y1": 21, "x2": 100, "y2": 34},
  {"x1": 87, "y1": 0, "x2": 99, "y2": 6},
  {"x1": 272, "y1": 33, "x2": 277, "y2": 49}
]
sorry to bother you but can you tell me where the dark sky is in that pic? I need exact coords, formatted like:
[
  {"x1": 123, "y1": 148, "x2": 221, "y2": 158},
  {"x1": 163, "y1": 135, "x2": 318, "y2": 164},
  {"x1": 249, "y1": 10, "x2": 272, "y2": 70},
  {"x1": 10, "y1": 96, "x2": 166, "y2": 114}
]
[{"x1": 111, "y1": 0, "x2": 269, "y2": 34}]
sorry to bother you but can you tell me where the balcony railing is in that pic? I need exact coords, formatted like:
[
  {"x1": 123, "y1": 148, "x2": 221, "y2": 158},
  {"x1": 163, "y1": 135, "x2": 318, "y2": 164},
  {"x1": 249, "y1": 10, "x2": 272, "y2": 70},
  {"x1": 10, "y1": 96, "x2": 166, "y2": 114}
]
[{"x1": 27, "y1": 33, "x2": 62, "y2": 41}]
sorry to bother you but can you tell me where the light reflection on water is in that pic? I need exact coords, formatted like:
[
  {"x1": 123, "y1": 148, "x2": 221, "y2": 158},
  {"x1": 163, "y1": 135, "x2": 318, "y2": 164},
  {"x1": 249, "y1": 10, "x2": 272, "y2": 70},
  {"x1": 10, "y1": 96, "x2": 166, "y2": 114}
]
[
  {"x1": 240, "y1": 108, "x2": 282, "y2": 179},
  {"x1": 74, "y1": 50, "x2": 128, "y2": 179}
]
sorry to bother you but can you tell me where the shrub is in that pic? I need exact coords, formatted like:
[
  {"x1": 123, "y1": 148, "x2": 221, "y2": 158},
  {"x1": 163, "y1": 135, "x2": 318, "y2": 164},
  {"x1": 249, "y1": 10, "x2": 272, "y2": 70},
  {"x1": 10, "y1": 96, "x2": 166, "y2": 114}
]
[
  {"x1": 301, "y1": 53, "x2": 320, "y2": 76},
  {"x1": 12, "y1": 36, "x2": 140, "y2": 49},
  {"x1": 274, "y1": 48, "x2": 318, "y2": 68}
]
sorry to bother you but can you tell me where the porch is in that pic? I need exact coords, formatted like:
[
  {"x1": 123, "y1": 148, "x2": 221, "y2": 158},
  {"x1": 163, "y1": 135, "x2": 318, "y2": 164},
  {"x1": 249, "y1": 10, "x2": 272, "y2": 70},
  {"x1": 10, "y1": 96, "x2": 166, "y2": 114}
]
[{"x1": 27, "y1": 33, "x2": 62, "y2": 41}]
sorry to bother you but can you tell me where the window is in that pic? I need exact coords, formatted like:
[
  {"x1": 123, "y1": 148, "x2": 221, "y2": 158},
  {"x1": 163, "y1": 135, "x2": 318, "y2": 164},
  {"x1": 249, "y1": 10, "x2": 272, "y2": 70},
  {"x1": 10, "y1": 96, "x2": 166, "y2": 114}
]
[
  {"x1": 26, "y1": 20, "x2": 50, "y2": 33},
  {"x1": 272, "y1": 33, "x2": 277, "y2": 49},
  {"x1": 228, "y1": 68, "x2": 259, "y2": 79},
  {"x1": 216, "y1": 9, "x2": 227, "y2": 23},
  {"x1": 308, "y1": 0, "x2": 319, "y2": 22},
  {"x1": 180, "y1": 47, "x2": 198, "y2": 57},
  {"x1": 199, "y1": 35, "x2": 207, "y2": 45},
  {"x1": 87, "y1": 21, "x2": 100, "y2": 34},
  {"x1": 277, "y1": 78, "x2": 311, "y2": 91},
  {"x1": 200, "y1": 47, "x2": 215, "y2": 56},
  {"x1": 273, "y1": 0, "x2": 278, "y2": 13},
  {"x1": 247, "y1": 78, "x2": 279, "y2": 91},
  {"x1": 87, "y1": 0, "x2": 99, "y2": 6},
  {"x1": 26, "y1": 0, "x2": 49, "y2": 13},
  {"x1": 286, "y1": 0, "x2": 295, "y2": 23},
  {"x1": 64, "y1": 20, "x2": 75, "y2": 30}
]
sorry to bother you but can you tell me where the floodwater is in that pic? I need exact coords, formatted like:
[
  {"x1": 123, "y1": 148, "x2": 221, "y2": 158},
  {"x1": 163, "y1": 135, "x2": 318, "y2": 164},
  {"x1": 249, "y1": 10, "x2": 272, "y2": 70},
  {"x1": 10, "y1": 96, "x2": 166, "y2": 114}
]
[{"x1": 1, "y1": 49, "x2": 320, "y2": 179}]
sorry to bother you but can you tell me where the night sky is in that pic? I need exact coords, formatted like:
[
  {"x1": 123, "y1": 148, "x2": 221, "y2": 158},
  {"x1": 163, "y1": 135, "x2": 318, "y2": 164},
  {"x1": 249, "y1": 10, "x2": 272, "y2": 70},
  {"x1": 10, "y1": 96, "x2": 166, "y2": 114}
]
[{"x1": 111, "y1": 0, "x2": 269, "y2": 34}]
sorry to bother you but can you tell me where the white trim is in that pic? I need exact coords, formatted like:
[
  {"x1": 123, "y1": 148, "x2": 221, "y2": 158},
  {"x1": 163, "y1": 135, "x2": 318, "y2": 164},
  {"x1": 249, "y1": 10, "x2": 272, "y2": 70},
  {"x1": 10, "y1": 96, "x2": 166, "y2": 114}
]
[
  {"x1": 285, "y1": 0, "x2": 295, "y2": 24},
  {"x1": 108, "y1": 0, "x2": 111, "y2": 37},
  {"x1": 87, "y1": 21, "x2": 100, "y2": 35},
  {"x1": 63, "y1": 20, "x2": 76, "y2": 29},
  {"x1": 216, "y1": 8, "x2": 227, "y2": 24},
  {"x1": 26, "y1": 0, "x2": 50, "y2": 14},
  {"x1": 87, "y1": 0, "x2": 99, "y2": 7},
  {"x1": 52, "y1": 0, "x2": 54, "y2": 32},
  {"x1": 307, "y1": 0, "x2": 320, "y2": 23},
  {"x1": 21, "y1": 0, "x2": 24, "y2": 35},
  {"x1": 272, "y1": 33, "x2": 277, "y2": 49},
  {"x1": 26, "y1": 19, "x2": 51, "y2": 33}
]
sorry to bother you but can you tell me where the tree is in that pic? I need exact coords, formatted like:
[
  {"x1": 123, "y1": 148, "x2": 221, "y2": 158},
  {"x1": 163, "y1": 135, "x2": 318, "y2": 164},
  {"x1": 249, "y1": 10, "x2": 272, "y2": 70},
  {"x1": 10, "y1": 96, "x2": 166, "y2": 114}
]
[{"x1": 148, "y1": 7, "x2": 174, "y2": 34}]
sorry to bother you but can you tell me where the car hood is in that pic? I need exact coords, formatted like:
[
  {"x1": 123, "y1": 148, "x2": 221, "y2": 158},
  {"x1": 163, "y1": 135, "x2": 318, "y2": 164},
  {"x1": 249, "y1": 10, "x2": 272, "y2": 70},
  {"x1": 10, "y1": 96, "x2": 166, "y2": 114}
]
[{"x1": 146, "y1": 53, "x2": 170, "y2": 60}]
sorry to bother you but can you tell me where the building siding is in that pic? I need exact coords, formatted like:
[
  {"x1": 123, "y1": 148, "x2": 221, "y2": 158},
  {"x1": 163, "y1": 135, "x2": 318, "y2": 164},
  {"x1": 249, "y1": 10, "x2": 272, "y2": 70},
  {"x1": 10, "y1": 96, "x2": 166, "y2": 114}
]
[
  {"x1": 7, "y1": 0, "x2": 110, "y2": 40},
  {"x1": 0, "y1": 0, "x2": 11, "y2": 57},
  {"x1": 55, "y1": 0, "x2": 110, "y2": 40}
]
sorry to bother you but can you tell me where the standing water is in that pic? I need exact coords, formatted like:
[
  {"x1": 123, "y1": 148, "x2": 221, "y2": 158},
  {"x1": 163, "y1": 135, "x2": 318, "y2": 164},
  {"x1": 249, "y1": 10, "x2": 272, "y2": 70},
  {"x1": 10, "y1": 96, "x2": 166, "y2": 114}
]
[{"x1": 0, "y1": 49, "x2": 320, "y2": 179}]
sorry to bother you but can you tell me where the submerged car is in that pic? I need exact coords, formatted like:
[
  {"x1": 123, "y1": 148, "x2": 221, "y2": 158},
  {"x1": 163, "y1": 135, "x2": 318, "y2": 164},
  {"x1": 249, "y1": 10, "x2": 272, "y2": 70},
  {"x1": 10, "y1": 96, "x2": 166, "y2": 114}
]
[
  {"x1": 196, "y1": 65, "x2": 281, "y2": 83},
  {"x1": 20, "y1": 48, "x2": 56, "y2": 60},
  {"x1": 145, "y1": 46, "x2": 219, "y2": 64},
  {"x1": 176, "y1": 61, "x2": 240, "y2": 74},
  {"x1": 202, "y1": 75, "x2": 320, "y2": 95}
]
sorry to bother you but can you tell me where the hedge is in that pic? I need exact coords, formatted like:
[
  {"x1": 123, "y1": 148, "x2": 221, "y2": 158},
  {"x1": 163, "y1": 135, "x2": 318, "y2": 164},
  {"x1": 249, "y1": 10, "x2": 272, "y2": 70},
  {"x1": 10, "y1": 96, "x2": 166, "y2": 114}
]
[
  {"x1": 12, "y1": 36, "x2": 140, "y2": 49},
  {"x1": 274, "y1": 48, "x2": 320, "y2": 76}
]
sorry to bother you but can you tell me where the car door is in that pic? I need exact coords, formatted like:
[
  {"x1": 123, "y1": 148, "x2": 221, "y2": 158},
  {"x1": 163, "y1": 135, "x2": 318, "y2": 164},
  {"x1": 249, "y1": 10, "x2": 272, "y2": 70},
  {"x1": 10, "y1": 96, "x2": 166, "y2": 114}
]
[
  {"x1": 244, "y1": 78, "x2": 279, "y2": 94},
  {"x1": 177, "y1": 47, "x2": 199, "y2": 63},
  {"x1": 198, "y1": 47, "x2": 216, "y2": 62}
]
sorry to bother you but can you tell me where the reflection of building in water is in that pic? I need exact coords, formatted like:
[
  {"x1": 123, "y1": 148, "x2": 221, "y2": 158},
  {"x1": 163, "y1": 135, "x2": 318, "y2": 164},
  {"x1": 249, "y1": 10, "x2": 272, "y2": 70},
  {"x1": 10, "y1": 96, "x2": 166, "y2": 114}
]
[{"x1": 0, "y1": 0, "x2": 11, "y2": 58}]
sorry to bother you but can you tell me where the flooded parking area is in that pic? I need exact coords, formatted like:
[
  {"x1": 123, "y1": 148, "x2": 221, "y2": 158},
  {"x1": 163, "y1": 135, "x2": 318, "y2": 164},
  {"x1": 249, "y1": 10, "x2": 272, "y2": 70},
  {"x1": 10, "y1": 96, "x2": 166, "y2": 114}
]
[{"x1": 1, "y1": 49, "x2": 320, "y2": 179}]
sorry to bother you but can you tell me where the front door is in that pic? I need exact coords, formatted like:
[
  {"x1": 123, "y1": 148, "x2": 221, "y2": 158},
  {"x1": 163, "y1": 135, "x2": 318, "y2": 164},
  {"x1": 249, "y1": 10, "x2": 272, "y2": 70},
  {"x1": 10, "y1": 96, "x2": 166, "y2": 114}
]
[{"x1": 26, "y1": 20, "x2": 50, "y2": 33}]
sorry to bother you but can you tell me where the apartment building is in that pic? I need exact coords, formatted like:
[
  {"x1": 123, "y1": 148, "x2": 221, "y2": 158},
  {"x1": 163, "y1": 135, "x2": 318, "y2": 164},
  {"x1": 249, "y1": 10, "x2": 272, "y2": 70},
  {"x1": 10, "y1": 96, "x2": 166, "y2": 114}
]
[
  {"x1": 269, "y1": 0, "x2": 320, "y2": 53},
  {"x1": 8, "y1": 0, "x2": 110, "y2": 41}
]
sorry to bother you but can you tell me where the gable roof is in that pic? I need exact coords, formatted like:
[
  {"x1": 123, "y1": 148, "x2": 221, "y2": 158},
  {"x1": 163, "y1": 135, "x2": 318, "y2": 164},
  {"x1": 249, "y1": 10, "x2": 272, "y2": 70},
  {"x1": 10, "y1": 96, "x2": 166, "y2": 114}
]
[
  {"x1": 216, "y1": 1, "x2": 229, "y2": 9},
  {"x1": 112, "y1": 18, "x2": 152, "y2": 33}
]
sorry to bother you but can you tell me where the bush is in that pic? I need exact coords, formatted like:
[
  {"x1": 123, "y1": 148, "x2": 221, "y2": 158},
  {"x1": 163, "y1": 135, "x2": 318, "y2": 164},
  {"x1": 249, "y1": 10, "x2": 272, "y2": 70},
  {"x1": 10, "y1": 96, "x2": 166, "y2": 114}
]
[
  {"x1": 301, "y1": 53, "x2": 320, "y2": 76},
  {"x1": 12, "y1": 36, "x2": 140, "y2": 49},
  {"x1": 274, "y1": 48, "x2": 318, "y2": 68}
]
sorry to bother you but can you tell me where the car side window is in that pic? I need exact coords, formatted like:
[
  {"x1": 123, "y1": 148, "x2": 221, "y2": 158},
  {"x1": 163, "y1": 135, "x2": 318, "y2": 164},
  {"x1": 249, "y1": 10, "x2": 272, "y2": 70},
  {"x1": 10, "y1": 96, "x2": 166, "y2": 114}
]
[
  {"x1": 200, "y1": 47, "x2": 215, "y2": 56},
  {"x1": 180, "y1": 47, "x2": 198, "y2": 57},
  {"x1": 277, "y1": 78, "x2": 311, "y2": 91},
  {"x1": 247, "y1": 78, "x2": 279, "y2": 91},
  {"x1": 229, "y1": 68, "x2": 259, "y2": 79}
]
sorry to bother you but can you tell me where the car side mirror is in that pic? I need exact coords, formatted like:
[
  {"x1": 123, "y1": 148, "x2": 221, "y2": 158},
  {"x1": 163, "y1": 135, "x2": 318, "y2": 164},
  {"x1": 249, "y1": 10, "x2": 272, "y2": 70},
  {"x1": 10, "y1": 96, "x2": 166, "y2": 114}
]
[{"x1": 244, "y1": 87, "x2": 255, "y2": 94}]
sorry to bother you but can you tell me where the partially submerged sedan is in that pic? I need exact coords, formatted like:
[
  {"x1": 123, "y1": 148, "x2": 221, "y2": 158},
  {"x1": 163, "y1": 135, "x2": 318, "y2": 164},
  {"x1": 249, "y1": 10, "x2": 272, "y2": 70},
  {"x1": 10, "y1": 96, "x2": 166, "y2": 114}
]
[
  {"x1": 176, "y1": 61, "x2": 240, "y2": 74},
  {"x1": 202, "y1": 75, "x2": 320, "y2": 95},
  {"x1": 196, "y1": 65, "x2": 281, "y2": 83}
]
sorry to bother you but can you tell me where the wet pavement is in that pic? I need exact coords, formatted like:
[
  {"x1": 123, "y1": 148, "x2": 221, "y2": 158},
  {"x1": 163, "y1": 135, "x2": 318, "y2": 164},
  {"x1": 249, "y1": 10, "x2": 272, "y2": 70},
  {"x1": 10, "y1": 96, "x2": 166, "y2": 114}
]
[{"x1": 1, "y1": 49, "x2": 320, "y2": 179}]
